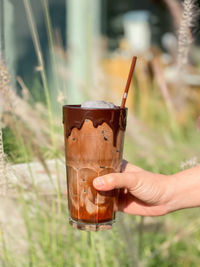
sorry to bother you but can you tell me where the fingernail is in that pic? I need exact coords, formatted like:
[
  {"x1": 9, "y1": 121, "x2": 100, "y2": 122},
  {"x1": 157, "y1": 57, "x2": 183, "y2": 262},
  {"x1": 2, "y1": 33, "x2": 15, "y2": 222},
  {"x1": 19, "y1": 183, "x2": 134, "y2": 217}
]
[{"x1": 93, "y1": 177, "x2": 105, "y2": 187}]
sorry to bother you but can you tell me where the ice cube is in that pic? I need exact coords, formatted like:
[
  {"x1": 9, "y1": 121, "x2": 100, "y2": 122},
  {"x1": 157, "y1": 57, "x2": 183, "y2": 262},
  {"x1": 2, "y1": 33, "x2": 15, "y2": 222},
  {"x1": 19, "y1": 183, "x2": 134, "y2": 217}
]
[{"x1": 81, "y1": 100, "x2": 116, "y2": 109}]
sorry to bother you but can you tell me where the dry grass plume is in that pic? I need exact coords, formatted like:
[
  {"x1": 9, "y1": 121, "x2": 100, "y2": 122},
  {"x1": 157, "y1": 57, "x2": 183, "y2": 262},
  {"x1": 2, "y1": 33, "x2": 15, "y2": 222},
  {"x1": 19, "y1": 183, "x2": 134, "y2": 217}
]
[
  {"x1": 0, "y1": 58, "x2": 10, "y2": 195},
  {"x1": 177, "y1": 0, "x2": 199, "y2": 70}
]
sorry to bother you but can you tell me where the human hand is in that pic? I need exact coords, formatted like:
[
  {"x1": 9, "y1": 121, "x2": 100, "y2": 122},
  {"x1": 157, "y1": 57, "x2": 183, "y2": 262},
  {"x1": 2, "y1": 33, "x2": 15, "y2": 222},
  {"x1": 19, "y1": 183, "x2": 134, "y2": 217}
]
[{"x1": 93, "y1": 160, "x2": 172, "y2": 216}]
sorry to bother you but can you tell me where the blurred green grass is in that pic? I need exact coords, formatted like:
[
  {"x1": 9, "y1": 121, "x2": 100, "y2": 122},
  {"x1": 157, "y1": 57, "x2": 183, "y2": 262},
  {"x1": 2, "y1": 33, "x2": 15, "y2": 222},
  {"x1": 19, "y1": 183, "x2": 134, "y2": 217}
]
[
  {"x1": 1, "y1": 118, "x2": 200, "y2": 266},
  {"x1": 2, "y1": 63, "x2": 200, "y2": 266}
]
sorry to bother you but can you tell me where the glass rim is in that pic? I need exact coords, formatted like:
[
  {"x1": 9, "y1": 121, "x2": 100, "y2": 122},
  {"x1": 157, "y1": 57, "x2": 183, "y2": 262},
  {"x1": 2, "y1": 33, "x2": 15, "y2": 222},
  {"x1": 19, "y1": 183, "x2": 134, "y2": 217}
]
[{"x1": 62, "y1": 104, "x2": 128, "y2": 111}]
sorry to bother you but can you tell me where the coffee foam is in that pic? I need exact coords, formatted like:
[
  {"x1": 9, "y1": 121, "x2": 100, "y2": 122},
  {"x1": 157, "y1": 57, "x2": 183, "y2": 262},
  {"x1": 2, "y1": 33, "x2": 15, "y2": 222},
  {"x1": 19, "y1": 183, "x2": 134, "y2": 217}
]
[{"x1": 81, "y1": 100, "x2": 116, "y2": 109}]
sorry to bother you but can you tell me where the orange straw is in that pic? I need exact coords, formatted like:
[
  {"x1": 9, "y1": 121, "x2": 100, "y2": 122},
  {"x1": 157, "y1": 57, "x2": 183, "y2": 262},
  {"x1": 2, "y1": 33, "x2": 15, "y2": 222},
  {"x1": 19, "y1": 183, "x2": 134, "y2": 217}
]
[{"x1": 120, "y1": 56, "x2": 137, "y2": 109}]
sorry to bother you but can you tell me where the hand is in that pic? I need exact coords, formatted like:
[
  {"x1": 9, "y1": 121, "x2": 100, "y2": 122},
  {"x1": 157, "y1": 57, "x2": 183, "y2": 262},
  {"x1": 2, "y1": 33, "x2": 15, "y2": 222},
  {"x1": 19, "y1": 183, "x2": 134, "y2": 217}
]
[{"x1": 93, "y1": 160, "x2": 172, "y2": 216}]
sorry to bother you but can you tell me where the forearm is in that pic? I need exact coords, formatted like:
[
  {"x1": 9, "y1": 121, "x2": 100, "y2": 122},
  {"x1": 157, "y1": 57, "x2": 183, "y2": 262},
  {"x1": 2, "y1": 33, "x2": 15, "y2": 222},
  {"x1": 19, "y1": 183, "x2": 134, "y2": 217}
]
[{"x1": 166, "y1": 166, "x2": 200, "y2": 212}]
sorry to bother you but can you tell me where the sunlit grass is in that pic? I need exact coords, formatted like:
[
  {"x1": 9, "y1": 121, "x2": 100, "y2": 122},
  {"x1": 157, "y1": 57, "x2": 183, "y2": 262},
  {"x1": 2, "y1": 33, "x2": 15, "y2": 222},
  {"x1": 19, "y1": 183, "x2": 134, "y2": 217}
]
[{"x1": 1, "y1": 122, "x2": 200, "y2": 266}]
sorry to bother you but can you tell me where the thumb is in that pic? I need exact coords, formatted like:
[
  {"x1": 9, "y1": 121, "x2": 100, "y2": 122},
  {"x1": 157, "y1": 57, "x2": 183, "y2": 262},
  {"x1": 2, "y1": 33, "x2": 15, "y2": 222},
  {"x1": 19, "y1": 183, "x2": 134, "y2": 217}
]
[{"x1": 93, "y1": 172, "x2": 139, "y2": 191}]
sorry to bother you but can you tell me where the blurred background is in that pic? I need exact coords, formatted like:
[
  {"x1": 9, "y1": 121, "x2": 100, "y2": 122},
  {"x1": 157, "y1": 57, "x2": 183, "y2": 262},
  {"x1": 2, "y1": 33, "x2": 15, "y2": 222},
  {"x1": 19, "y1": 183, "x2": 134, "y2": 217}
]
[{"x1": 1, "y1": 0, "x2": 200, "y2": 266}]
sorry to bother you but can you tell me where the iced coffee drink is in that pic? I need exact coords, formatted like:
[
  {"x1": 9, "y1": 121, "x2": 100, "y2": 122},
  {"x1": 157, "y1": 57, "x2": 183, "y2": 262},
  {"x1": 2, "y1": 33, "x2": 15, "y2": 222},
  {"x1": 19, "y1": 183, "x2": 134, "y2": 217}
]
[{"x1": 63, "y1": 101, "x2": 127, "y2": 231}]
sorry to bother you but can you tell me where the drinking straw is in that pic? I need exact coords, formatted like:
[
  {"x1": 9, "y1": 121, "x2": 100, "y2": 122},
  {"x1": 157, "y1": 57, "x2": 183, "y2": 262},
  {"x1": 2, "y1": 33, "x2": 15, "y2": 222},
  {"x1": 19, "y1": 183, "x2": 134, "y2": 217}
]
[{"x1": 121, "y1": 56, "x2": 137, "y2": 109}]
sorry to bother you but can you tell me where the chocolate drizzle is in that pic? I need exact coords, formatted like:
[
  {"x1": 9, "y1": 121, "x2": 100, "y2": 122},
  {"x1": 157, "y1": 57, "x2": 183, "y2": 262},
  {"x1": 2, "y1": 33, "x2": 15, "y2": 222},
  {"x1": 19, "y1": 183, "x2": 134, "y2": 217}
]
[{"x1": 63, "y1": 105, "x2": 127, "y2": 147}]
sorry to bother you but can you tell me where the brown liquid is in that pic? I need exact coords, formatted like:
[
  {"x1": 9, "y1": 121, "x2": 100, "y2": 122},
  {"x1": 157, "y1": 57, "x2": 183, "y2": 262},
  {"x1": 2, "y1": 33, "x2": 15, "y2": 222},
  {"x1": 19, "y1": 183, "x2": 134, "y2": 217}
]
[
  {"x1": 63, "y1": 105, "x2": 127, "y2": 147},
  {"x1": 63, "y1": 105, "x2": 127, "y2": 228}
]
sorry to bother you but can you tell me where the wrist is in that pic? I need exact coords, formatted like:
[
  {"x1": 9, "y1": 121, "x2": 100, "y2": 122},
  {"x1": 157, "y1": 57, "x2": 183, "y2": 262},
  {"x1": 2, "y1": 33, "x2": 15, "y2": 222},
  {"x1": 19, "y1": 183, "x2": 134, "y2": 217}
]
[
  {"x1": 165, "y1": 167, "x2": 200, "y2": 213},
  {"x1": 164, "y1": 174, "x2": 181, "y2": 213},
  {"x1": 160, "y1": 174, "x2": 177, "y2": 214}
]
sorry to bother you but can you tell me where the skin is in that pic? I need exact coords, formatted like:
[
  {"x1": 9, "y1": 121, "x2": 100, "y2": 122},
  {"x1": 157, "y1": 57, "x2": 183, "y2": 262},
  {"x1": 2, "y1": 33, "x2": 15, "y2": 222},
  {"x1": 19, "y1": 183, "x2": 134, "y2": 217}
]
[{"x1": 93, "y1": 160, "x2": 200, "y2": 216}]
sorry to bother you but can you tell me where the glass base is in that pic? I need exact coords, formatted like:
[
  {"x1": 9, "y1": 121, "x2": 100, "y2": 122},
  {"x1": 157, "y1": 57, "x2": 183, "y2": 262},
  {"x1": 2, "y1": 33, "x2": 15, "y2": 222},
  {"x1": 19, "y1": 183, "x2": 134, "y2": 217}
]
[{"x1": 69, "y1": 217, "x2": 114, "y2": 231}]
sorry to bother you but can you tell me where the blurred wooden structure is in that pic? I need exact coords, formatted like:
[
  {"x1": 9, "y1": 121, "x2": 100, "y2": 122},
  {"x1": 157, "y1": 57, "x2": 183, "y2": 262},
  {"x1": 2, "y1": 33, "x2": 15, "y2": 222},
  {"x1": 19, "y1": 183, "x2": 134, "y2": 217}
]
[
  {"x1": 100, "y1": 47, "x2": 200, "y2": 126},
  {"x1": 101, "y1": 56, "x2": 135, "y2": 108}
]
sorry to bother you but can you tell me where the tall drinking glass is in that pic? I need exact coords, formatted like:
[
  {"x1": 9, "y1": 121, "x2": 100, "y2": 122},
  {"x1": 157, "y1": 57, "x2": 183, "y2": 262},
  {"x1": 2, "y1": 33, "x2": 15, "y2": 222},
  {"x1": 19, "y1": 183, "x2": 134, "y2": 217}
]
[{"x1": 63, "y1": 105, "x2": 127, "y2": 231}]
